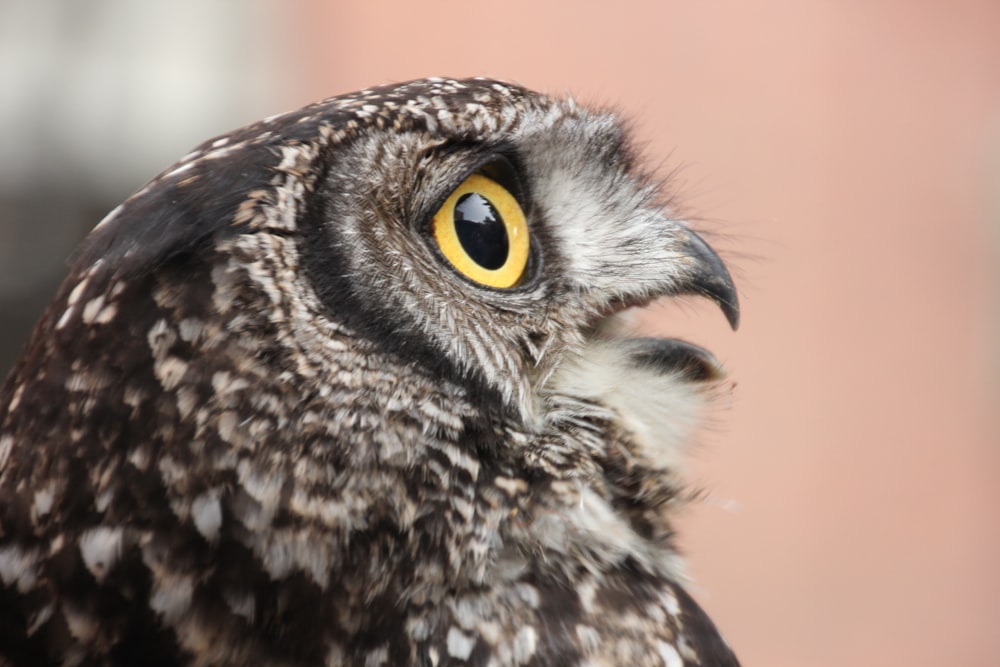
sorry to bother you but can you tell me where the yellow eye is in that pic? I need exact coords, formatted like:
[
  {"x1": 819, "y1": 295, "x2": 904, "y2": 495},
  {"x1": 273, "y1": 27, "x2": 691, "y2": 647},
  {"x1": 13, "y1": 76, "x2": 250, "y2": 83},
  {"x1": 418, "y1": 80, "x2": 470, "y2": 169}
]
[{"x1": 430, "y1": 172, "x2": 530, "y2": 289}]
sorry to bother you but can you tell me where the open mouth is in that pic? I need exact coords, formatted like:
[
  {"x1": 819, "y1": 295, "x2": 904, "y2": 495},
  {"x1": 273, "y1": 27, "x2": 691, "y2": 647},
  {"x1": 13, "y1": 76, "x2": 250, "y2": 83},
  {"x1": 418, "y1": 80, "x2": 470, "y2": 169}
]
[
  {"x1": 589, "y1": 231, "x2": 739, "y2": 384},
  {"x1": 589, "y1": 304, "x2": 730, "y2": 384}
]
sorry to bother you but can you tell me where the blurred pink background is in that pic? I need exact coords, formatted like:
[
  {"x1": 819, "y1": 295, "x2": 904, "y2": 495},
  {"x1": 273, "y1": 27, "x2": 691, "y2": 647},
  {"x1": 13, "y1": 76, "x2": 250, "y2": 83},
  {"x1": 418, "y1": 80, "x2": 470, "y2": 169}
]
[{"x1": 2, "y1": 2, "x2": 998, "y2": 665}]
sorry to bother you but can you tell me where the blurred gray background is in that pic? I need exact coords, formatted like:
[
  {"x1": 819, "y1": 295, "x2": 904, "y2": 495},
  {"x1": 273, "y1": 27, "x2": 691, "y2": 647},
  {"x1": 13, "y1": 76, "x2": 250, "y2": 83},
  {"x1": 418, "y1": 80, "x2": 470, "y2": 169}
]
[{"x1": 0, "y1": 0, "x2": 291, "y2": 372}]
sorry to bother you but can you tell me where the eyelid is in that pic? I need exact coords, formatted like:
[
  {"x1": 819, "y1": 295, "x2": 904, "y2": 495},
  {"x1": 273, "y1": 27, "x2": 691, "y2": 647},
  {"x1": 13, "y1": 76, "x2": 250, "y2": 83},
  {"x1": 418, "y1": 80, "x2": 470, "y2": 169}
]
[{"x1": 474, "y1": 154, "x2": 526, "y2": 207}]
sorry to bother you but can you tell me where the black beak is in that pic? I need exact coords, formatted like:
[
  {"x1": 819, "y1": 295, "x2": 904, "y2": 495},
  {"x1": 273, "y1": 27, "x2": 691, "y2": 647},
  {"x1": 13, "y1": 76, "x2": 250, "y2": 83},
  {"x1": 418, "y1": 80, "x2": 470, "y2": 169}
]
[{"x1": 675, "y1": 231, "x2": 740, "y2": 330}]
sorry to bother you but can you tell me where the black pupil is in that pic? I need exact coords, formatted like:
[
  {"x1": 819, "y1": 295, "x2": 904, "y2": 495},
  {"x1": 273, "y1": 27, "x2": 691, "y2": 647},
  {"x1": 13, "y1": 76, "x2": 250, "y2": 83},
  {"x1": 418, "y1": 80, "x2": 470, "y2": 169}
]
[{"x1": 454, "y1": 193, "x2": 509, "y2": 270}]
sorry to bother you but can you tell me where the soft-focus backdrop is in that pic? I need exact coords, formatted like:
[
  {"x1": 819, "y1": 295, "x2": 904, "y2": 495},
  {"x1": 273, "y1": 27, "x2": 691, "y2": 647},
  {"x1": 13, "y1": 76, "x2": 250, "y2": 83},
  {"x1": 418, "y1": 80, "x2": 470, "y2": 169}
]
[{"x1": 1, "y1": 2, "x2": 998, "y2": 665}]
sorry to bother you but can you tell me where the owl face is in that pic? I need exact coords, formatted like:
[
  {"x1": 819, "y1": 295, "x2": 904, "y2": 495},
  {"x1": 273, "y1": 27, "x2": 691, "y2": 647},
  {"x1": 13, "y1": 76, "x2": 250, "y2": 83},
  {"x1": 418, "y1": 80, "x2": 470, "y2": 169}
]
[{"x1": 290, "y1": 80, "x2": 737, "y2": 421}]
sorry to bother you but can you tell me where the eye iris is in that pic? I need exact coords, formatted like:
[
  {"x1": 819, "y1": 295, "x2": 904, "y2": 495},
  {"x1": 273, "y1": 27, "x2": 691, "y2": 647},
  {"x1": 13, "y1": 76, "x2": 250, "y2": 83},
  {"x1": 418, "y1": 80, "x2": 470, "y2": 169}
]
[
  {"x1": 453, "y1": 193, "x2": 509, "y2": 270},
  {"x1": 430, "y1": 171, "x2": 530, "y2": 289}
]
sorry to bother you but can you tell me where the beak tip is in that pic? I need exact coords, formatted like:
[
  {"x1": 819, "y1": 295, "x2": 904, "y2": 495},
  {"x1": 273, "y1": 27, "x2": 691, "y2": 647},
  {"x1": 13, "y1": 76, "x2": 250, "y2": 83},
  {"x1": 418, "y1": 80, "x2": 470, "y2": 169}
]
[{"x1": 722, "y1": 298, "x2": 741, "y2": 331}]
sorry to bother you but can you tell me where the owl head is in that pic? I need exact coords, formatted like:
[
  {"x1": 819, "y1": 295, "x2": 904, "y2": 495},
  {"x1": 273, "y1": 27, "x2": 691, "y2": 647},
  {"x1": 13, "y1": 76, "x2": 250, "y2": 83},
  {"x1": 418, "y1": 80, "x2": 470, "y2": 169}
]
[{"x1": 52, "y1": 76, "x2": 737, "y2": 436}]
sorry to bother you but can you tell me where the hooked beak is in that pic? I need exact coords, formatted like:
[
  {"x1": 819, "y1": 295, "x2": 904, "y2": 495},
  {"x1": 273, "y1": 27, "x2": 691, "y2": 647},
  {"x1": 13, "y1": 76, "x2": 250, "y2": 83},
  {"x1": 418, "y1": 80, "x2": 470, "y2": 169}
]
[{"x1": 673, "y1": 230, "x2": 740, "y2": 330}]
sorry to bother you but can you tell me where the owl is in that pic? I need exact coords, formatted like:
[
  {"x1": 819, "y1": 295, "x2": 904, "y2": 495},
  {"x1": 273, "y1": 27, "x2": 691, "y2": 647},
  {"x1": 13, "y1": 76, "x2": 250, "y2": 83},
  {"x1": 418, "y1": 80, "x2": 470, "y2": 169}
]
[{"x1": 0, "y1": 78, "x2": 741, "y2": 666}]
